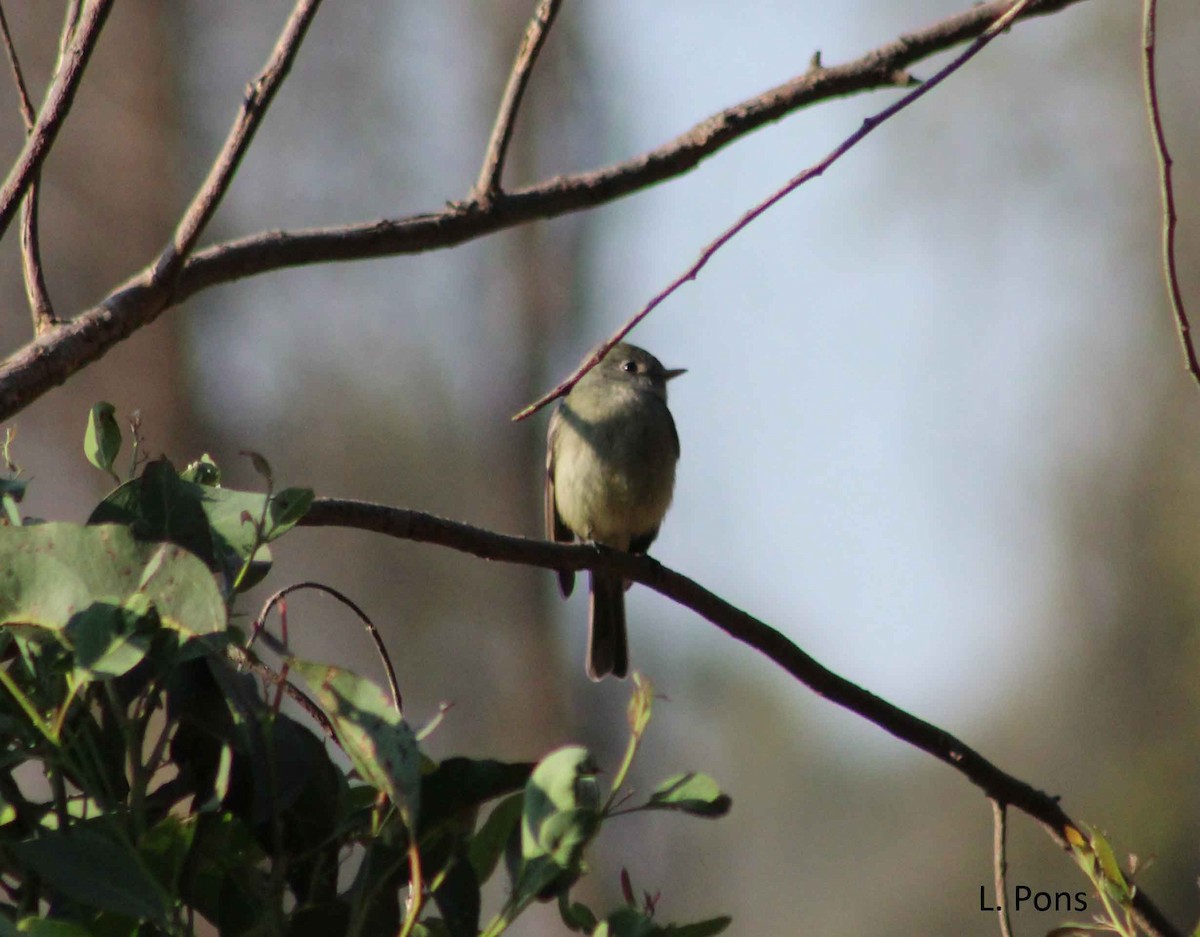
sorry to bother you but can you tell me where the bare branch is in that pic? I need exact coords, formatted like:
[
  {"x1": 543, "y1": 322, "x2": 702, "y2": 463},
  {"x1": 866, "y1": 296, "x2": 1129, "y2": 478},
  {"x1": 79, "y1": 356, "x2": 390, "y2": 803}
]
[
  {"x1": 0, "y1": 2, "x2": 56, "y2": 331},
  {"x1": 473, "y1": 0, "x2": 564, "y2": 200},
  {"x1": 512, "y1": 0, "x2": 1034, "y2": 421},
  {"x1": 153, "y1": 0, "x2": 323, "y2": 285},
  {"x1": 1142, "y1": 0, "x2": 1195, "y2": 387},
  {"x1": 0, "y1": 0, "x2": 112, "y2": 245},
  {"x1": 297, "y1": 496, "x2": 1182, "y2": 937},
  {"x1": 0, "y1": 0, "x2": 1093, "y2": 423},
  {"x1": 991, "y1": 800, "x2": 1014, "y2": 937}
]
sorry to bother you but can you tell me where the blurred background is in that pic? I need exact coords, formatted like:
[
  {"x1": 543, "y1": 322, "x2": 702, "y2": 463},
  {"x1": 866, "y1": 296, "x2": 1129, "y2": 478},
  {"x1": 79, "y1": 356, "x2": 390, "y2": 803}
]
[{"x1": 1, "y1": 0, "x2": 1198, "y2": 932}]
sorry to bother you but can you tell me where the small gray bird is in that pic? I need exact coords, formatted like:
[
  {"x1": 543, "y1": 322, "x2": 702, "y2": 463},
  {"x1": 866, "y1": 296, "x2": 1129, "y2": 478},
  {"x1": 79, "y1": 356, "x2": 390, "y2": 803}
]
[{"x1": 545, "y1": 343, "x2": 684, "y2": 680}]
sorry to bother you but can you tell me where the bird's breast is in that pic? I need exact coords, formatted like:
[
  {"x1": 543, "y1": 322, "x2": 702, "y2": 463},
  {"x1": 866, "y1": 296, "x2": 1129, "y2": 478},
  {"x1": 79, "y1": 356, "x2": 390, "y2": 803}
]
[{"x1": 552, "y1": 395, "x2": 678, "y2": 548}]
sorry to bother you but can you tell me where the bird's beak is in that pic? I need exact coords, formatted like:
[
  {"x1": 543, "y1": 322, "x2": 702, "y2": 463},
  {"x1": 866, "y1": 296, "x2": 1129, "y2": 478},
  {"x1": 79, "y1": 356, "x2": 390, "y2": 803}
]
[{"x1": 664, "y1": 367, "x2": 687, "y2": 381}]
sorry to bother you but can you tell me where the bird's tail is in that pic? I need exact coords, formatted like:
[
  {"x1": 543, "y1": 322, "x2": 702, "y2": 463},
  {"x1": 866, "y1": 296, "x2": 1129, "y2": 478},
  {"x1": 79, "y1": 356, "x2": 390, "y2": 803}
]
[{"x1": 587, "y1": 571, "x2": 629, "y2": 680}]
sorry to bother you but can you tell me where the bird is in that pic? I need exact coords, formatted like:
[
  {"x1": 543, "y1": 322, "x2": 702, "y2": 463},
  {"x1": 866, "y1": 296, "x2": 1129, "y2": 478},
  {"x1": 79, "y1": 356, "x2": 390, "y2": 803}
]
[{"x1": 545, "y1": 342, "x2": 684, "y2": 680}]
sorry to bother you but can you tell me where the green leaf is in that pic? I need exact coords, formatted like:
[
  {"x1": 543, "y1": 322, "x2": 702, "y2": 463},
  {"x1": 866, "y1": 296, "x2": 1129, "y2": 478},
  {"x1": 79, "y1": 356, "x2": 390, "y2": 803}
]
[
  {"x1": 90, "y1": 459, "x2": 276, "y2": 590},
  {"x1": 627, "y1": 672, "x2": 653, "y2": 737},
  {"x1": 10, "y1": 825, "x2": 170, "y2": 924},
  {"x1": 2, "y1": 493, "x2": 21, "y2": 526},
  {"x1": 469, "y1": 792, "x2": 523, "y2": 884},
  {"x1": 63, "y1": 599, "x2": 154, "y2": 679},
  {"x1": 421, "y1": 757, "x2": 534, "y2": 837},
  {"x1": 180, "y1": 453, "x2": 221, "y2": 486},
  {"x1": 15, "y1": 921, "x2": 94, "y2": 936},
  {"x1": 89, "y1": 459, "x2": 215, "y2": 566},
  {"x1": 1088, "y1": 828, "x2": 1130, "y2": 902},
  {"x1": 593, "y1": 908, "x2": 657, "y2": 937},
  {"x1": 0, "y1": 477, "x2": 26, "y2": 499},
  {"x1": 194, "y1": 486, "x2": 273, "y2": 589},
  {"x1": 508, "y1": 746, "x2": 601, "y2": 905},
  {"x1": 291, "y1": 659, "x2": 421, "y2": 828},
  {"x1": 522, "y1": 747, "x2": 600, "y2": 859},
  {"x1": 84, "y1": 402, "x2": 121, "y2": 476},
  {"x1": 266, "y1": 487, "x2": 314, "y2": 538},
  {"x1": 184, "y1": 812, "x2": 268, "y2": 933},
  {"x1": 241, "y1": 450, "x2": 273, "y2": 487},
  {"x1": 431, "y1": 850, "x2": 481, "y2": 937},
  {"x1": 139, "y1": 814, "x2": 197, "y2": 895},
  {"x1": 645, "y1": 773, "x2": 731, "y2": 818},
  {"x1": 0, "y1": 523, "x2": 225, "y2": 636},
  {"x1": 557, "y1": 892, "x2": 598, "y2": 933}
]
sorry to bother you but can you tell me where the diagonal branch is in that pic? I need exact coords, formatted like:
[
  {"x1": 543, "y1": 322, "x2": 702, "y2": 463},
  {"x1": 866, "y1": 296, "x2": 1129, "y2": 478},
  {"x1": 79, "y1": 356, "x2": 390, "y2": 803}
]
[
  {"x1": 0, "y1": 0, "x2": 111, "y2": 246},
  {"x1": 0, "y1": 0, "x2": 1093, "y2": 423},
  {"x1": 1141, "y1": 0, "x2": 1195, "y2": 387},
  {"x1": 512, "y1": 0, "x2": 1032, "y2": 421},
  {"x1": 297, "y1": 496, "x2": 1181, "y2": 937},
  {"x1": 153, "y1": 0, "x2": 323, "y2": 285},
  {"x1": 473, "y1": 0, "x2": 564, "y2": 200}
]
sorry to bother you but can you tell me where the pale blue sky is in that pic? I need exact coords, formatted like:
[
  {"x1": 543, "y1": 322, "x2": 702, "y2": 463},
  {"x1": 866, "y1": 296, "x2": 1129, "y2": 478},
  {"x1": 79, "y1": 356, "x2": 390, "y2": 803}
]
[
  {"x1": 190, "y1": 0, "x2": 1162, "y2": 731},
  {"x1": 569, "y1": 0, "x2": 1158, "y2": 727}
]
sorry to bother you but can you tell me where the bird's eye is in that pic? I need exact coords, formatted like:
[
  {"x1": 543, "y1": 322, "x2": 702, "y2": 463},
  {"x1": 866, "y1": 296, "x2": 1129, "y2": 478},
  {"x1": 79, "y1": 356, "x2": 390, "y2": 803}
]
[{"x1": 621, "y1": 360, "x2": 638, "y2": 373}]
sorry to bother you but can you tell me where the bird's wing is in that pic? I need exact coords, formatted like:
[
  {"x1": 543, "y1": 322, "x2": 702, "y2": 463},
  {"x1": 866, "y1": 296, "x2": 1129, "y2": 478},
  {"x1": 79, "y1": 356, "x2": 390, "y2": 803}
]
[{"x1": 545, "y1": 405, "x2": 576, "y2": 597}]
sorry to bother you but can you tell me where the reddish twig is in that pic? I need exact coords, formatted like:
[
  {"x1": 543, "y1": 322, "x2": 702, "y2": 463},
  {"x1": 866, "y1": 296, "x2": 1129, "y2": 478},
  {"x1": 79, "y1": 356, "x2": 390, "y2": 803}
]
[
  {"x1": 153, "y1": 0, "x2": 323, "y2": 285},
  {"x1": 0, "y1": 5, "x2": 35, "y2": 128},
  {"x1": 298, "y1": 496, "x2": 1182, "y2": 937},
  {"x1": 0, "y1": 0, "x2": 1093, "y2": 423},
  {"x1": 513, "y1": 0, "x2": 1035, "y2": 422},
  {"x1": 0, "y1": 0, "x2": 111, "y2": 245},
  {"x1": 473, "y1": 0, "x2": 563, "y2": 200},
  {"x1": 250, "y1": 580, "x2": 402, "y2": 713},
  {"x1": 225, "y1": 640, "x2": 337, "y2": 742},
  {"x1": 1142, "y1": 0, "x2": 1195, "y2": 385}
]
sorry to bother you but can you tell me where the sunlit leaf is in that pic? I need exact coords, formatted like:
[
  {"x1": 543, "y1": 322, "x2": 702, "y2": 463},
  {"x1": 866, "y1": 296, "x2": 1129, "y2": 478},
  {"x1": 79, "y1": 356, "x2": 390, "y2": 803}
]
[
  {"x1": 291, "y1": 659, "x2": 421, "y2": 827},
  {"x1": 84, "y1": 401, "x2": 121, "y2": 476},
  {"x1": 645, "y1": 773, "x2": 731, "y2": 818},
  {"x1": 0, "y1": 523, "x2": 224, "y2": 636}
]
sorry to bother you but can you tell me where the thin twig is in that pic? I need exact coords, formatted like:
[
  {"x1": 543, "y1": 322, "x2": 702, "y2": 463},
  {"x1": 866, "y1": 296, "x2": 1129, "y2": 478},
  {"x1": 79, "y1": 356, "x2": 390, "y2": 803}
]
[
  {"x1": 0, "y1": 4, "x2": 35, "y2": 129},
  {"x1": 0, "y1": 0, "x2": 1093, "y2": 424},
  {"x1": 0, "y1": 0, "x2": 111, "y2": 245},
  {"x1": 0, "y1": 1, "x2": 56, "y2": 331},
  {"x1": 1142, "y1": 0, "x2": 1195, "y2": 385},
  {"x1": 991, "y1": 799, "x2": 1014, "y2": 937},
  {"x1": 153, "y1": 0, "x2": 323, "y2": 286},
  {"x1": 473, "y1": 0, "x2": 563, "y2": 200},
  {"x1": 513, "y1": 0, "x2": 1035, "y2": 421},
  {"x1": 225, "y1": 641, "x2": 338, "y2": 741},
  {"x1": 298, "y1": 496, "x2": 1182, "y2": 937},
  {"x1": 398, "y1": 839, "x2": 424, "y2": 937},
  {"x1": 250, "y1": 580, "x2": 402, "y2": 713}
]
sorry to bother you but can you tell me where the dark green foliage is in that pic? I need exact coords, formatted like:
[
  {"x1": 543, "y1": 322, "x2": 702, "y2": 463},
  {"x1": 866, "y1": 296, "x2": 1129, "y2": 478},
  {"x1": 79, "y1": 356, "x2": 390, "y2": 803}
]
[{"x1": 0, "y1": 406, "x2": 730, "y2": 935}]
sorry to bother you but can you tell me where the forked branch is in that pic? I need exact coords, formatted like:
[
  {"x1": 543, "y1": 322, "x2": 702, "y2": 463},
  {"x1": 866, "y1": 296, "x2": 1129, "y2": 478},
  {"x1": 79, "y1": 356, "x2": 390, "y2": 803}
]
[{"x1": 0, "y1": 0, "x2": 1092, "y2": 422}]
